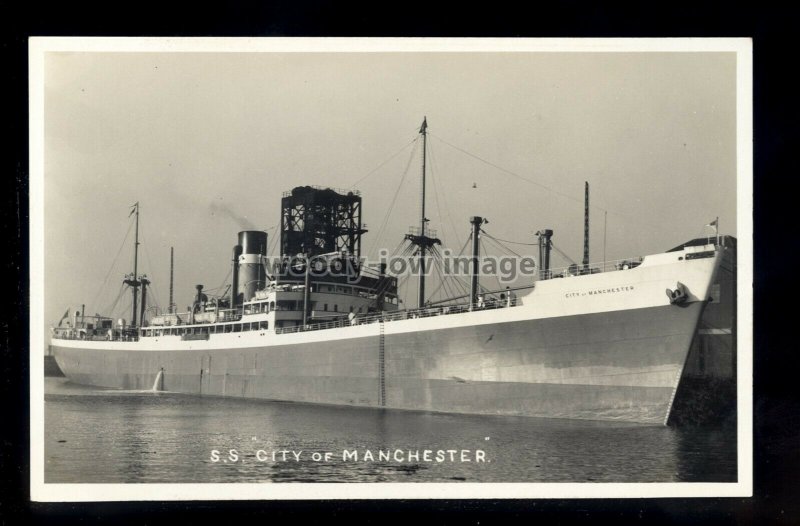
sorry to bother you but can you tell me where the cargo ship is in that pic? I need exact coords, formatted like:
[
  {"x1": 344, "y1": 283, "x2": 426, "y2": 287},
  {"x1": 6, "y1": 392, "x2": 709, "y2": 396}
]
[{"x1": 50, "y1": 119, "x2": 724, "y2": 425}]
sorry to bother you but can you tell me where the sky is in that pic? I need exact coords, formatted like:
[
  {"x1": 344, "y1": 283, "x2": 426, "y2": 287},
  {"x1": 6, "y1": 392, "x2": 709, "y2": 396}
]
[{"x1": 42, "y1": 50, "x2": 738, "y2": 327}]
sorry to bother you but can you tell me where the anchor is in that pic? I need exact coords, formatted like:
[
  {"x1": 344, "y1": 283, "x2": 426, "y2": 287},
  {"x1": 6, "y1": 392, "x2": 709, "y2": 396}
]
[{"x1": 665, "y1": 282, "x2": 688, "y2": 305}]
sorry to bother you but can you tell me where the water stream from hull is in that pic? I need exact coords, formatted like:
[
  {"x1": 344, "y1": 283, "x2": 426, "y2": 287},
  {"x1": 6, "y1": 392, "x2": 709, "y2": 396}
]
[{"x1": 151, "y1": 369, "x2": 163, "y2": 392}]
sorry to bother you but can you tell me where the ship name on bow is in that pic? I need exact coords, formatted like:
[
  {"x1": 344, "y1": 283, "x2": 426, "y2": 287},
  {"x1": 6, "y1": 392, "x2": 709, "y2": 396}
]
[{"x1": 564, "y1": 285, "x2": 635, "y2": 299}]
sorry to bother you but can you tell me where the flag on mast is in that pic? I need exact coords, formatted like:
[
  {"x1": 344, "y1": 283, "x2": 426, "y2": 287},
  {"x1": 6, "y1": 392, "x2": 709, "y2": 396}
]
[
  {"x1": 129, "y1": 202, "x2": 138, "y2": 217},
  {"x1": 705, "y1": 217, "x2": 720, "y2": 246}
]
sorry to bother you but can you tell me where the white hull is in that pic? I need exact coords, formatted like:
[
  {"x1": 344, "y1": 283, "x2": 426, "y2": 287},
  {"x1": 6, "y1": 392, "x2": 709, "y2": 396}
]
[{"x1": 53, "y1": 245, "x2": 722, "y2": 424}]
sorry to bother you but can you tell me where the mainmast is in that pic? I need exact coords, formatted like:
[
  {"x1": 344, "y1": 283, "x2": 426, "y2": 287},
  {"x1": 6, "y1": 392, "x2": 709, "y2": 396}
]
[
  {"x1": 404, "y1": 117, "x2": 441, "y2": 308},
  {"x1": 420, "y1": 117, "x2": 428, "y2": 243}
]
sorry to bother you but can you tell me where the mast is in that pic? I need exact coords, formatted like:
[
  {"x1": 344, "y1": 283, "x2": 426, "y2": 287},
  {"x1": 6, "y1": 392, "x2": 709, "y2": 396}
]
[
  {"x1": 133, "y1": 202, "x2": 139, "y2": 326},
  {"x1": 469, "y1": 216, "x2": 483, "y2": 309},
  {"x1": 140, "y1": 275, "x2": 150, "y2": 326},
  {"x1": 603, "y1": 210, "x2": 607, "y2": 266},
  {"x1": 123, "y1": 202, "x2": 141, "y2": 327},
  {"x1": 583, "y1": 181, "x2": 590, "y2": 271},
  {"x1": 536, "y1": 229, "x2": 553, "y2": 280},
  {"x1": 404, "y1": 117, "x2": 440, "y2": 309},
  {"x1": 169, "y1": 246, "x2": 174, "y2": 313},
  {"x1": 418, "y1": 117, "x2": 428, "y2": 308},
  {"x1": 302, "y1": 253, "x2": 311, "y2": 327}
]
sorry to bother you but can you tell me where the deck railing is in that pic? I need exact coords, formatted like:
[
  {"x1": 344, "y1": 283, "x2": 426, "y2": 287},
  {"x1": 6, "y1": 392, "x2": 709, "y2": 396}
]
[
  {"x1": 282, "y1": 185, "x2": 360, "y2": 197},
  {"x1": 275, "y1": 297, "x2": 517, "y2": 335},
  {"x1": 539, "y1": 256, "x2": 644, "y2": 280}
]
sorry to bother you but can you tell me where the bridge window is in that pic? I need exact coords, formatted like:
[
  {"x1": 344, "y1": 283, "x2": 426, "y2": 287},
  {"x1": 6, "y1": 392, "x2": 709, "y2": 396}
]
[
  {"x1": 334, "y1": 304, "x2": 338, "y2": 312},
  {"x1": 259, "y1": 321, "x2": 269, "y2": 330}
]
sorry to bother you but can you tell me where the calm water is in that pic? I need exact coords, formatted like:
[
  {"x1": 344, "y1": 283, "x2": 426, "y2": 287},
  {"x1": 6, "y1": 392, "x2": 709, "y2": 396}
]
[{"x1": 44, "y1": 377, "x2": 736, "y2": 483}]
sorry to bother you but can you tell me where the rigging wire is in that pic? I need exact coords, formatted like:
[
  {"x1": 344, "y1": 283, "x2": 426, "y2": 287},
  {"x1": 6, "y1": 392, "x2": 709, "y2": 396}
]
[
  {"x1": 478, "y1": 237, "x2": 502, "y2": 292},
  {"x1": 396, "y1": 272, "x2": 411, "y2": 307},
  {"x1": 453, "y1": 232, "x2": 472, "y2": 258},
  {"x1": 550, "y1": 241, "x2": 577, "y2": 266},
  {"x1": 431, "y1": 244, "x2": 470, "y2": 297},
  {"x1": 386, "y1": 237, "x2": 408, "y2": 259},
  {"x1": 480, "y1": 229, "x2": 524, "y2": 258},
  {"x1": 426, "y1": 138, "x2": 462, "y2": 249},
  {"x1": 103, "y1": 282, "x2": 128, "y2": 319},
  {"x1": 479, "y1": 237, "x2": 522, "y2": 291},
  {"x1": 139, "y1": 233, "x2": 162, "y2": 311},
  {"x1": 374, "y1": 241, "x2": 414, "y2": 301},
  {"x1": 429, "y1": 132, "x2": 678, "y2": 237},
  {"x1": 427, "y1": 227, "x2": 471, "y2": 301},
  {"x1": 428, "y1": 138, "x2": 458, "y2": 250},
  {"x1": 348, "y1": 137, "x2": 419, "y2": 190},
  {"x1": 426, "y1": 147, "x2": 447, "y2": 247},
  {"x1": 265, "y1": 225, "x2": 280, "y2": 257},
  {"x1": 430, "y1": 255, "x2": 453, "y2": 304},
  {"x1": 367, "y1": 140, "x2": 420, "y2": 259},
  {"x1": 442, "y1": 239, "x2": 472, "y2": 296},
  {"x1": 88, "y1": 217, "x2": 135, "y2": 313},
  {"x1": 427, "y1": 246, "x2": 458, "y2": 301},
  {"x1": 438, "y1": 260, "x2": 458, "y2": 303},
  {"x1": 425, "y1": 247, "x2": 447, "y2": 300},
  {"x1": 208, "y1": 266, "x2": 233, "y2": 297},
  {"x1": 430, "y1": 132, "x2": 587, "y2": 206},
  {"x1": 117, "y1": 294, "x2": 133, "y2": 322},
  {"x1": 454, "y1": 238, "x2": 497, "y2": 297},
  {"x1": 480, "y1": 233, "x2": 538, "y2": 247}
]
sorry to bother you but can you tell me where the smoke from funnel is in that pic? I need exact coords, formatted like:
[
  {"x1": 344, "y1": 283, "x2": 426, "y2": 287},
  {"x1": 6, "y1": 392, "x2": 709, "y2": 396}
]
[{"x1": 209, "y1": 201, "x2": 256, "y2": 230}]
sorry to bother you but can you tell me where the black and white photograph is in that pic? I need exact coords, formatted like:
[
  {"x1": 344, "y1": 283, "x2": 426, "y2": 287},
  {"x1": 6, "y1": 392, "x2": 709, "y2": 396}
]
[{"x1": 29, "y1": 38, "x2": 752, "y2": 500}]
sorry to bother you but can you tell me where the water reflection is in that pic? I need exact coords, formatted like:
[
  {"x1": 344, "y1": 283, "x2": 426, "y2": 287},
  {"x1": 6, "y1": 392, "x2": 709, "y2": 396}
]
[{"x1": 44, "y1": 378, "x2": 736, "y2": 483}]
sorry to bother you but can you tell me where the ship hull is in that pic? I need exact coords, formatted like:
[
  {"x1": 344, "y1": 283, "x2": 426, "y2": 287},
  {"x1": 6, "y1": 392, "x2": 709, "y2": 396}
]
[
  {"x1": 52, "y1": 302, "x2": 705, "y2": 425},
  {"x1": 52, "y1": 245, "x2": 722, "y2": 425}
]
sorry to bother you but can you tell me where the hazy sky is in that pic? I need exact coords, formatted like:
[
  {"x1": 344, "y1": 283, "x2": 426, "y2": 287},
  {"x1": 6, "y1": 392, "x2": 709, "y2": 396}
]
[{"x1": 43, "y1": 50, "x2": 737, "y2": 325}]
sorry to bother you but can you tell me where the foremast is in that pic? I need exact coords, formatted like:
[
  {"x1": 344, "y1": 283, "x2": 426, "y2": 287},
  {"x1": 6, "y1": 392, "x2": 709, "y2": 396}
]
[{"x1": 122, "y1": 202, "x2": 148, "y2": 328}]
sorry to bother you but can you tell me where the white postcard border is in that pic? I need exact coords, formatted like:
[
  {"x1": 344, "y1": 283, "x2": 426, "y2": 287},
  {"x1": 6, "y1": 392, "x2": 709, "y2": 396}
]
[{"x1": 29, "y1": 36, "x2": 753, "y2": 502}]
